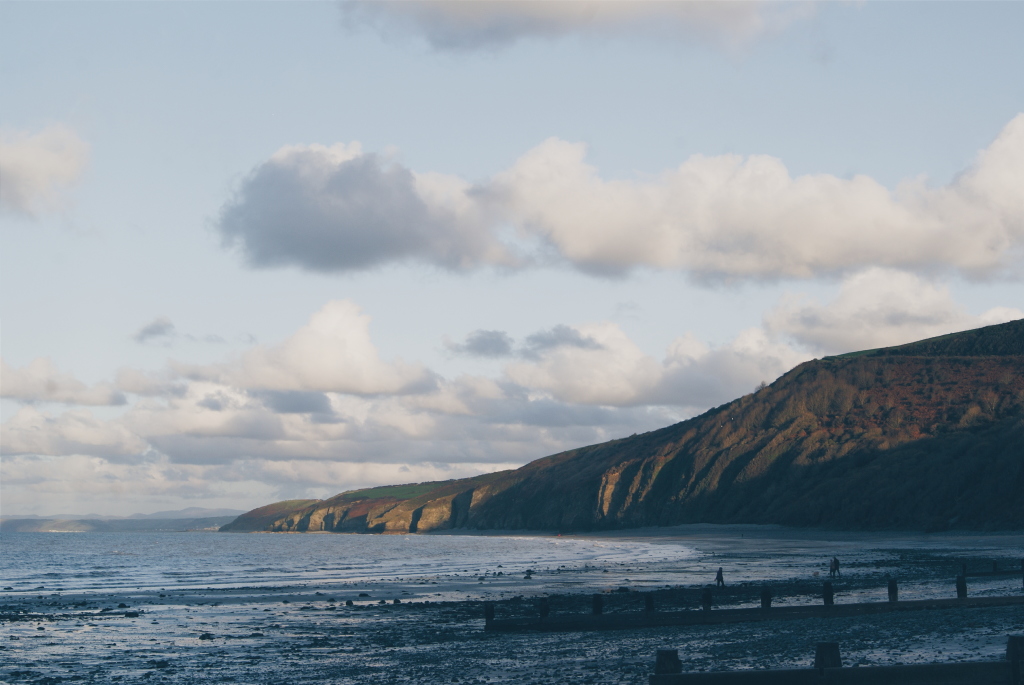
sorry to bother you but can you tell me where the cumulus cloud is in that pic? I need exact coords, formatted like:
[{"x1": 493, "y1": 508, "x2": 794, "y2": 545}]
[
  {"x1": 521, "y1": 324, "x2": 604, "y2": 359},
  {"x1": 6, "y1": 282, "x2": 1020, "y2": 514},
  {"x1": 218, "y1": 143, "x2": 512, "y2": 273},
  {"x1": 177, "y1": 300, "x2": 435, "y2": 396},
  {"x1": 0, "y1": 451, "x2": 521, "y2": 517},
  {"x1": 765, "y1": 268, "x2": 1024, "y2": 356},
  {"x1": 0, "y1": 452, "x2": 285, "y2": 517},
  {"x1": 0, "y1": 125, "x2": 89, "y2": 215},
  {"x1": 133, "y1": 316, "x2": 176, "y2": 344},
  {"x1": 217, "y1": 114, "x2": 1024, "y2": 282},
  {"x1": 489, "y1": 117, "x2": 1024, "y2": 279},
  {"x1": 1, "y1": 358, "x2": 126, "y2": 406},
  {"x1": 652, "y1": 328, "x2": 811, "y2": 405},
  {"x1": 505, "y1": 321, "x2": 807, "y2": 408},
  {"x1": 0, "y1": 407, "x2": 147, "y2": 458},
  {"x1": 341, "y1": 0, "x2": 811, "y2": 51},
  {"x1": 445, "y1": 329, "x2": 515, "y2": 357},
  {"x1": 115, "y1": 368, "x2": 186, "y2": 397},
  {"x1": 506, "y1": 322, "x2": 661, "y2": 405}
]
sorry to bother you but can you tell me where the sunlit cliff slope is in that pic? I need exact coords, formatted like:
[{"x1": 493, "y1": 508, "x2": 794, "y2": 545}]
[{"x1": 223, "y1": 319, "x2": 1024, "y2": 533}]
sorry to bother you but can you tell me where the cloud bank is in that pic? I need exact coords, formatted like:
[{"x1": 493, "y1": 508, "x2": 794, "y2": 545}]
[
  {"x1": 218, "y1": 114, "x2": 1024, "y2": 282},
  {"x1": 1, "y1": 358, "x2": 126, "y2": 406},
  {"x1": 0, "y1": 125, "x2": 89, "y2": 216},
  {"x1": 341, "y1": 0, "x2": 812, "y2": 51},
  {"x1": 765, "y1": 268, "x2": 1024, "y2": 356},
  {"x1": 3, "y1": 271, "x2": 1020, "y2": 513}
]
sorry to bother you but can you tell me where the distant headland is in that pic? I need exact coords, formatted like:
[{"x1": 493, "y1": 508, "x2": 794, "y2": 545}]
[{"x1": 222, "y1": 319, "x2": 1024, "y2": 534}]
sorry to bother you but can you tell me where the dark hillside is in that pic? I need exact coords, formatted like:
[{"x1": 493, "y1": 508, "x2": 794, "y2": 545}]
[
  {"x1": 222, "y1": 319, "x2": 1024, "y2": 534},
  {"x1": 842, "y1": 318, "x2": 1024, "y2": 358}
]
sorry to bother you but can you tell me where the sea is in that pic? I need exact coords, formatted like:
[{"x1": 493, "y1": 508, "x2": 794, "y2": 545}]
[
  {"x1": 3, "y1": 527, "x2": 1022, "y2": 601},
  {"x1": 0, "y1": 531, "x2": 692, "y2": 595},
  {"x1": 2, "y1": 528, "x2": 1024, "y2": 684}
]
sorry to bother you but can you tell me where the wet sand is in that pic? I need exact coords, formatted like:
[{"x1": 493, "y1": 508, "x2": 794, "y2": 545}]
[{"x1": 2, "y1": 527, "x2": 1023, "y2": 684}]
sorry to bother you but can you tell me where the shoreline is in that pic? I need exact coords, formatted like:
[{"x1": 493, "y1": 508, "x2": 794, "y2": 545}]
[{"x1": 3, "y1": 530, "x2": 1023, "y2": 684}]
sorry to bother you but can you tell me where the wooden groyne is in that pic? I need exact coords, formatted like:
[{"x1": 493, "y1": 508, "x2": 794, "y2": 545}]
[
  {"x1": 964, "y1": 560, "x2": 1024, "y2": 579},
  {"x1": 484, "y1": 571, "x2": 1024, "y2": 632},
  {"x1": 648, "y1": 635, "x2": 1024, "y2": 684},
  {"x1": 485, "y1": 594, "x2": 1024, "y2": 632}
]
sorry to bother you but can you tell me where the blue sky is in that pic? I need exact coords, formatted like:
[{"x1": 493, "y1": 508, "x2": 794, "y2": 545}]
[{"x1": 2, "y1": 1, "x2": 1022, "y2": 516}]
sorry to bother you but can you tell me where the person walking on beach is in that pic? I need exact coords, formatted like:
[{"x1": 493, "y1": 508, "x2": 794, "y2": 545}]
[
  {"x1": 831, "y1": 557, "x2": 841, "y2": 578},
  {"x1": 828, "y1": 558, "x2": 836, "y2": 578},
  {"x1": 715, "y1": 567, "x2": 725, "y2": 587}
]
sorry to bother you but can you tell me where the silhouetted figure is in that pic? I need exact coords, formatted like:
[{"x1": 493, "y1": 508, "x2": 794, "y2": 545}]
[
  {"x1": 832, "y1": 556, "x2": 841, "y2": 578},
  {"x1": 715, "y1": 567, "x2": 725, "y2": 587},
  {"x1": 828, "y1": 558, "x2": 836, "y2": 578}
]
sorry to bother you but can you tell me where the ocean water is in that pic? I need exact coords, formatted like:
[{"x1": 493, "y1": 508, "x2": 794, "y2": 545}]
[
  {"x1": 0, "y1": 531, "x2": 697, "y2": 595},
  {"x1": 3, "y1": 528, "x2": 1023, "y2": 684},
  {"x1": 2, "y1": 528, "x2": 1021, "y2": 602}
]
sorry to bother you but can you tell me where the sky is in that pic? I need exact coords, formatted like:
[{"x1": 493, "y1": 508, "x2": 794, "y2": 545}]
[{"x1": 1, "y1": 0, "x2": 1022, "y2": 517}]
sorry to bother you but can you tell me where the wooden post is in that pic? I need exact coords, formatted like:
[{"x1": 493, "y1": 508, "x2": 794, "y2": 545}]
[
  {"x1": 888, "y1": 578, "x2": 898, "y2": 603},
  {"x1": 1006, "y1": 635, "x2": 1023, "y2": 685},
  {"x1": 701, "y1": 587, "x2": 713, "y2": 611},
  {"x1": 823, "y1": 580, "x2": 834, "y2": 607},
  {"x1": 592, "y1": 593, "x2": 603, "y2": 615},
  {"x1": 815, "y1": 642, "x2": 842, "y2": 671},
  {"x1": 655, "y1": 649, "x2": 682, "y2": 675},
  {"x1": 760, "y1": 586, "x2": 772, "y2": 609},
  {"x1": 644, "y1": 594, "x2": 654, "y2": 613},
  {"x1": 538, "y1": 597, "x2": 549, "y2": 618},
  {"x1": 956, "y1": 574, "x2": 967, "y2": 599},
  {"x1": 484, "y1": 602, "x2": 494, "y2": 626}
]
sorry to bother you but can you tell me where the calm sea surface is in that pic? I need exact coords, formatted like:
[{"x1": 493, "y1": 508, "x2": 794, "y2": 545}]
[
  {"x1": 0, "y1": 531, "x2": 695, "y2": 594},
  {"x1": 2, "y1": 528, "x2": 1022, "y2": 601},
  {"x1": 2, "y1": 529, "x2": 1023, "y2": 684}
]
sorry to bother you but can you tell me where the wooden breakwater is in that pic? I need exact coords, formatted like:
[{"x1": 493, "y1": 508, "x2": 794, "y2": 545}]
[
  {"x1": 484, "y1": 570, "x2": 1024, "y2": 633},
  {"x1": 648, "y1": 635, "x2": 1024, "y2": 685}
]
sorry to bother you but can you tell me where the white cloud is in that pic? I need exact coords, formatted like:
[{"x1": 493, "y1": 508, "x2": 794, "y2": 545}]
[
  {"x1": 115, "y1": 368, "x2": 185, "y2": 397},
  {"x1": 341, "y1": 0, "x2": 812, "y2": 51},
  {"x1": 653, "y1": 328, "x2": 811, "y2": 405},
  {"x1": 0, "y1": 451, "x2": 521, "y2": 517},
  {"x1": 217, "y1": 114, "x2": 1024, "y2": 282},
  {"x1": 0, "y1": 452, "x2": 282, "y2": 517},
  {"x1": 505, "y1": 321, "x2": 807, "y2": 408},
  {"x1": 765, "y1": 268, "x2": 1024, "y2": 356},
  {"x1": 5, "y1": 284, "x2": 1019, "y2": 514},
  {"x1": 1, "y1": 357, "x2": 126, "y2": 406},
  {"x1": 177, "y1": 300, "x2": 435, "y2": 395},
  {"x1": 0, "y1": 406, "x2": 147, "y2": 458},
  {"x1": 506, "y1": 322, "x2": 662, "y2": 405},
  {"x1": 218, "y1": 143, "x2": 512, "y2": 272},
  {"x1": 0, "y1": 125, "x2": 89, "y2": 215},
  {"x1": 491, "y1": 116, "x2": 1024, "y2": 279}
]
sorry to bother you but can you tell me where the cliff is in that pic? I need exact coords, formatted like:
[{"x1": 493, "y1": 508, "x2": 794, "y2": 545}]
[
  {"x1": 223, "y1": 319, "x2": 1024, "y2": 533},
  {"x1": 218, "y1": 499, "x2": 321, "y2": 532}
]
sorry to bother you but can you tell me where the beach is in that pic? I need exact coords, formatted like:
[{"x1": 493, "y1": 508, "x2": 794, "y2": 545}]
[{"x1": 2, "y1": 527, "x2": 1023, "y2": 684}]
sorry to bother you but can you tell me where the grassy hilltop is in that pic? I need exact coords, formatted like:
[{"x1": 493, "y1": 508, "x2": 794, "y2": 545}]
[{"x1": 223, "y1": 319, "x2": 1024, "y2": 534}]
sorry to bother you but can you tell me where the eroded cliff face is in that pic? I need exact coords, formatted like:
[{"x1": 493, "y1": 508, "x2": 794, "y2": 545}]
[
  {"x1": 266, "y1": 474, "x2": 513, "y2": 534},
  {"x1": 229, "y1": 320, "x2": 1024, "y2": 534}
]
